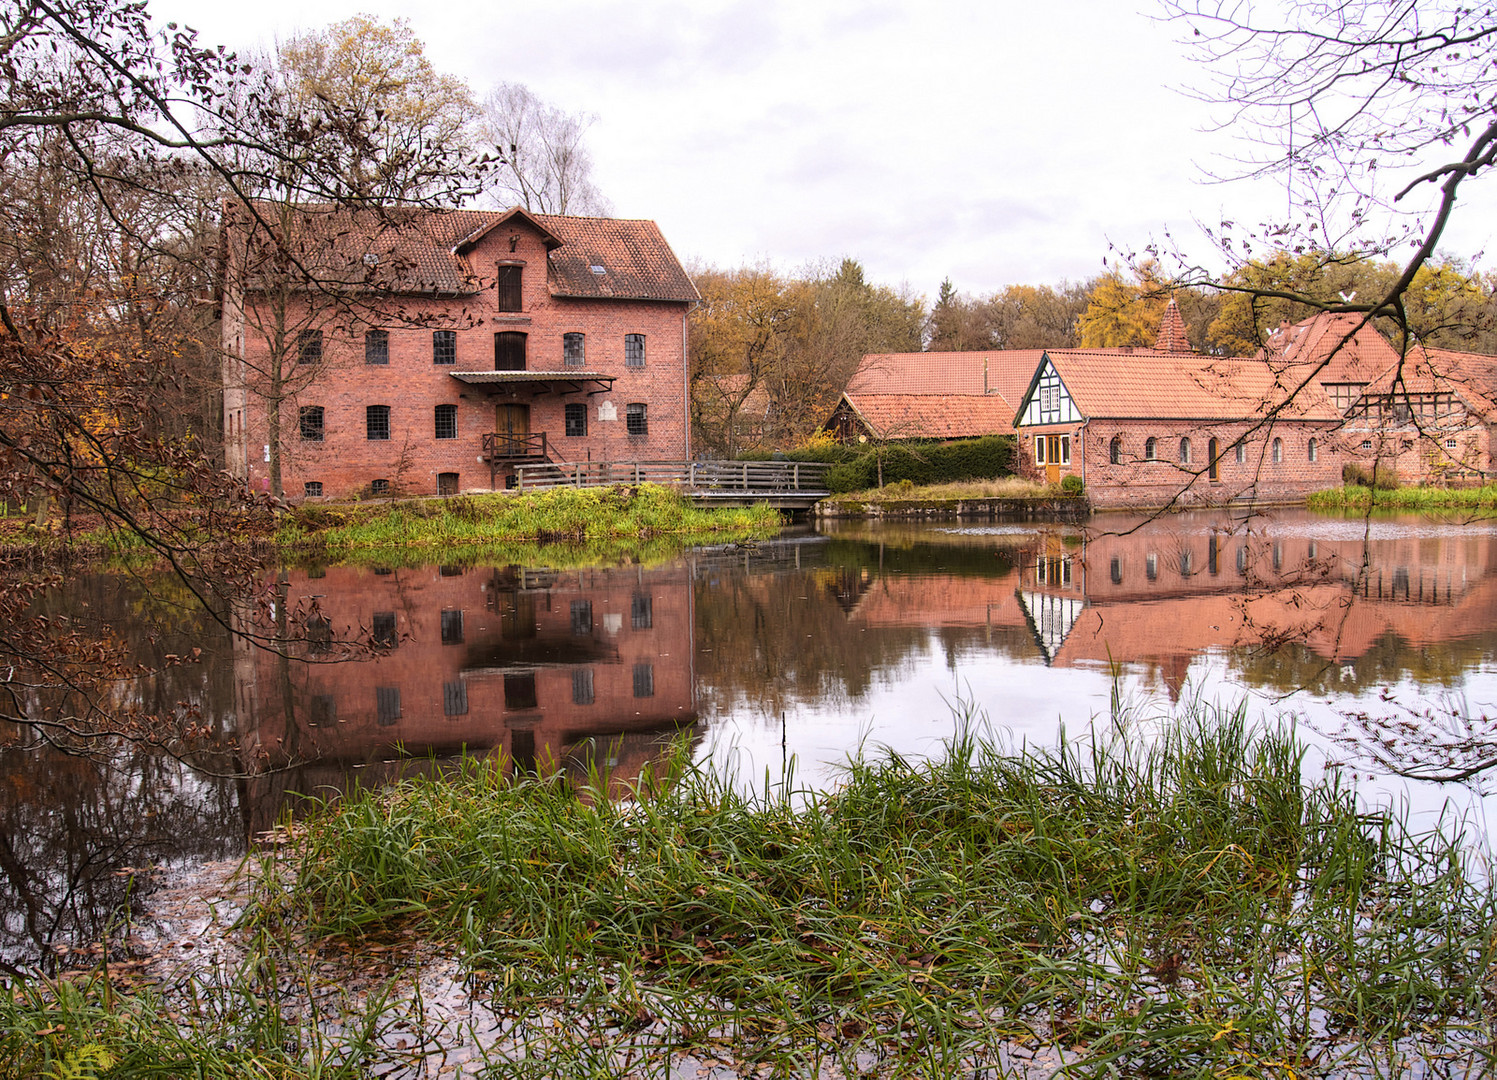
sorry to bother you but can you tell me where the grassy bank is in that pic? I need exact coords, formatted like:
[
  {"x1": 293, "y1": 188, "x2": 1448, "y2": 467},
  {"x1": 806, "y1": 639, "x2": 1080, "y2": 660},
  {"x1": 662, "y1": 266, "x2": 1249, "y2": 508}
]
[
  {"x1": 1309, "y1": 482, "x2": 1497, "y2": 511},
  {"x1": 239, "y1": 706, "x2": 1496, "y2": 1077},
  {"x1": 278, "y1": 484, "x2": 781, "y2": 558}
]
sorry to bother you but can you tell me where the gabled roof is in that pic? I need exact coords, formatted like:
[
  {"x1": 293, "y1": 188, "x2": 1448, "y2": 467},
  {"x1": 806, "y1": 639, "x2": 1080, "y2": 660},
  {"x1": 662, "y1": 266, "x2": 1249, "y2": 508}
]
[
  {"x1": 229, "y1": 203, "x2": 697, "y2": 302},
  {"x1": 535, "y1": 213, "x2": 699, "y2": 302},
  {"x1": 1259, "y1": 311, "x2": 1403, "y2": 384},
  {"x1": 835, "y1": 393, "x2": 1018, "y2": 439},
  {"x1": 1359, "y1": 346, "x2": 1497, "y2": 418},
  {"x1": 1017, "y1": 349, "x2": 1342, "y2": 423},
  {"x1": 847, "y1": 351, "x2": 1040, "y2": 407}
]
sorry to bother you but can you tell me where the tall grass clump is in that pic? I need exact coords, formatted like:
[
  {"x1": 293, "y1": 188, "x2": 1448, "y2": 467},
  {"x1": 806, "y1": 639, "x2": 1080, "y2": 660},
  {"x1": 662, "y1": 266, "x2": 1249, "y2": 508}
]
[
  {"x1": 0, "y1": 962, "x2": 417, "y2": 1080},
  {"x1": 277, "y1": 484, "x2": 780, "y2": 556},
  {"x1": 248, "y1": 703, "x2": 1497, "y2": 1077},
  {"x1": 1310, "y1": 481, "x2": 1497, "y2": 511}
]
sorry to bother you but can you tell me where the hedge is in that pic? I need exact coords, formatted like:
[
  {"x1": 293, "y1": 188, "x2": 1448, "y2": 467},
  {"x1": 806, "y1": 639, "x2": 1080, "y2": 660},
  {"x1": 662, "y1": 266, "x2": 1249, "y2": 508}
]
[{"x1": 814, "y1": 436, "x2": 1016, "y2": 493}]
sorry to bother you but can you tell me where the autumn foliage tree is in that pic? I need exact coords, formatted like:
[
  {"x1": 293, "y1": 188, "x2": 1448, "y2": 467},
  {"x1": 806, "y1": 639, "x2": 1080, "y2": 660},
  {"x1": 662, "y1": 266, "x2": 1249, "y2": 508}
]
[{"x1": 689, "y1": 259, "x2": 924, "y2": 455}]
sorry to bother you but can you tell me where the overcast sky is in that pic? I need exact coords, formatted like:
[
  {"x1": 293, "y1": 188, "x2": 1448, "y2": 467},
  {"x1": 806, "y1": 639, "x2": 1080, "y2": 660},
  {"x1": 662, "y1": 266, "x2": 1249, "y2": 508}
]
[{"x1": 155, "y1": 0, "x2": 1497, "y2": 303}]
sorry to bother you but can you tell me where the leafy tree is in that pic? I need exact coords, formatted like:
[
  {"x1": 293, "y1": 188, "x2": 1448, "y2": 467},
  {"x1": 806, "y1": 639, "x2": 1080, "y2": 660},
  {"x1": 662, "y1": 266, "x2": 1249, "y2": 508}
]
[
  {"x1": 1077, "y1": 263, "x2": 1172, "y2": 347},
  {"x1": 689, "y1": 265, "x2": 795, "y2": 457},
  {"x1": 927, "y1": 278, "x2": 994, "y2": 351},
  {"x1": 987, "y1": 282, "x2": 1090, "y2": 350},
  {"x1": 272, "y1": 15, "x2": 479, "y2": 203}
]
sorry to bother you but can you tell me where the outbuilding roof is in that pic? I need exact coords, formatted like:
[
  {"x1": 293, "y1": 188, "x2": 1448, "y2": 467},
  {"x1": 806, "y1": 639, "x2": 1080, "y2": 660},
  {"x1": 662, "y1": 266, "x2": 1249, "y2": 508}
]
[
  {"x1": 1023, "y1": 349, "x2": 1343, "y2": 423},
  {"x1": 836, "y1": 393, "x2": 1018, "y2": 440}
]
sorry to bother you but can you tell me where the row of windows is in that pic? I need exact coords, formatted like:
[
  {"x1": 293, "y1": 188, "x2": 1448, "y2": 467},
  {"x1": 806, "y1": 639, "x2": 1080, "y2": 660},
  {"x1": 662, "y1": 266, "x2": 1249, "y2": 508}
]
[
  {"x1": 303, "y1": 475, "x2": 454, "y2": 498},
  {"x1": 1107, "y1": 435, "x2": 1319, "y2": 466},
  {"x1": 298, "y1": 402, "x2": 648, "y2": 441},
  {"x1": 296, "y1": 328, "x2": 648, "y2": 369},
  {"x1": 321, "y1": 599, "x2": 655, "y2": 649},
  {"x1": 1106, "y1": 539, "x2": 1315, "y2": 584},
  {"x1": 356, "y1": 663, "x2": 658, "y2": 726}
]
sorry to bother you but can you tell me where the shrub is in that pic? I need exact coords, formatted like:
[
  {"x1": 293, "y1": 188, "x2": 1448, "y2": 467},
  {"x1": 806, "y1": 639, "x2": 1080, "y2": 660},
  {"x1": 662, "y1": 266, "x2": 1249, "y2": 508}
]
[
  {"x1": 1343, "y1": 461, "x2": 1400, "y2": 490},
  {"x1": 815, "y1": 436, "x2": 1016, "y2": 493},
  {"x1": 1060, "y1": 474, "x2": 1084, "y2": 495}
]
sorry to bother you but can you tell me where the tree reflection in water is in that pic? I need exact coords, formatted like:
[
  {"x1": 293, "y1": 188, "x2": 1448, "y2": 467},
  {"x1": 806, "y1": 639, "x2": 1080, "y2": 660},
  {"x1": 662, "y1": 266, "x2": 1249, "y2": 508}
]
[{"x1": 6, "y1": 513, "x2": 1497, "y2": 971}]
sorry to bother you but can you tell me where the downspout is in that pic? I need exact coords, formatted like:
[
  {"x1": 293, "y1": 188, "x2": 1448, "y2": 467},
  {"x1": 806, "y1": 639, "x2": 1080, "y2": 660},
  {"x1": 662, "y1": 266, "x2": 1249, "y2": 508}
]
[
  {"x1": 1079, "y1": 417, "x2": 1089, "y2": 488},
  {"x1": 682, "y1": 303, "x2": 695, "y2": 461}
]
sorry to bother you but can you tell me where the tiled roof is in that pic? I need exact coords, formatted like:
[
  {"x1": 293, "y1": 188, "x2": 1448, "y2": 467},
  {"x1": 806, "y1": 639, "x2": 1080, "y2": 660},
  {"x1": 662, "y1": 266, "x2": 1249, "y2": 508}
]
[
  {"x1": 232, "y1": 203, "x2": 696, "y2": 302},
  {"x1": 1153, "y1": 299, "x2": 1192, "y2": 353},
  {"x1": 1362, "y1": 346, "x2": 1497, "y2": 417},
  {"x1": 840, "y1": 393, "x2": 1018, "y2": 439},
  {"x1": 534, "y1": 213, "x2": 699, "y2": 302},
  {"x1": 1259, "y1": 311, "x2": 1402, "y2": 383},
  {"x1": 1039, "y1": 349, "x2": 1343, "y2": 422},
  {"x1": 848, "y1": 351, "x2": 1041, "y2": 406}
]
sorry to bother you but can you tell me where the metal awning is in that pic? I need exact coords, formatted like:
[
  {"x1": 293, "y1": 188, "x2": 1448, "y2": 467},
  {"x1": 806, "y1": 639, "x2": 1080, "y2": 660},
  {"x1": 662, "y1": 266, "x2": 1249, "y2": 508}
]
[{"x1": 448, "y1": 370, "x2": 616, "y2": 395}]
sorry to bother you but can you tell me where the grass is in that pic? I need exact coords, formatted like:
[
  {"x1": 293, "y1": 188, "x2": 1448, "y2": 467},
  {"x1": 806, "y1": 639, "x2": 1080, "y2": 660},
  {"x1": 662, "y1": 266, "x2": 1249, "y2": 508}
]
[
  {"x1": 278, "y1": 484, "x2": 782, "y2": 557},
  {"x1": 821, "y1": 477, "x2": 1056, "y2": 506},
  {"x1": 241, "y1": 703, "x2": 1497, "y2": 1078},
  {"x1": 0, "y1": 958, "x2": 415, "y2": 1080},
  {"x1": 1309, "y1": 482, "x2": 1497, "y2": 512}
]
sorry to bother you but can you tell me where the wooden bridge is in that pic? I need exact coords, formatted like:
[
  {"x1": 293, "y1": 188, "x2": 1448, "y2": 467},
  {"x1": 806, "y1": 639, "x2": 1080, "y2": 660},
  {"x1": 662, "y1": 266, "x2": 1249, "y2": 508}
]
[{"x1": 514, "y1": 459, "x2": 832, "y2": 509}]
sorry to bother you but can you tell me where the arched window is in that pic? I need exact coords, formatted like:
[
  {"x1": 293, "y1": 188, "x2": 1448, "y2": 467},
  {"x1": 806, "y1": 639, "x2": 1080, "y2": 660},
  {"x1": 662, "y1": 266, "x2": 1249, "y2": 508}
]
[
  {"x1": 1145, "y1": 437, "x2": 1157, "y2": 461},
  {"x1": 1207, "y1": 437, "x2": 1219, "y2": 481},
  {"x1": 1272, "y1": 437, "x2": 1283, "y2": 463},
  {"x1": 1308, "y1": 437, "x2": 1318, "y2": 462},
  {"x1": 1179, "y1": 437, "x2": 1192, "y2": 464},
  {"x1": 1109, "y1": 436, "x2": 1122, "y2": 465}
]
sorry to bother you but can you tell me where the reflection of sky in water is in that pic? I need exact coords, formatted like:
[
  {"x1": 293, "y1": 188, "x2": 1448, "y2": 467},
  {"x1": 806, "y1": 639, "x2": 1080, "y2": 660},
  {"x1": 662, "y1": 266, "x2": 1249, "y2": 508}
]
[{"x1": 698, "y1": 625, "x2": 1497, "y2": 859}]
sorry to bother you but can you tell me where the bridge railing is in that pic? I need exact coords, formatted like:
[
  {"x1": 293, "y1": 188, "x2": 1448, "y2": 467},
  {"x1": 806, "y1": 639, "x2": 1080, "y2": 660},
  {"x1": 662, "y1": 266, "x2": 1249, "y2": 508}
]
[{"x1": 514, "y1": 459, "x2": 831, "y2": 493}]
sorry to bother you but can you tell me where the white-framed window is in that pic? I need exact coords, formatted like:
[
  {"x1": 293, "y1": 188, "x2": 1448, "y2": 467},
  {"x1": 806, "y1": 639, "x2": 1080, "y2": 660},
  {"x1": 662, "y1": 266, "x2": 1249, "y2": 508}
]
[
  {"x1": 1272, "y1": 437, "x2": 1283, "y2": 463},
  {"x1": 1235, "y1": 441, "x2": 1247, "y2": 464},
  {"x1": 1179, "y1": 437, "x2": 1191, "y2": 464},
  {"x1": 1145, "y1": 437, "x2": 1157, "y2": 460},
  {"x1": 1308, "y1": 437, "x2": 1318, "y2": 462},
  {"x1": 1035, "y1": 436, "x2": 1046, "y2": 465}
]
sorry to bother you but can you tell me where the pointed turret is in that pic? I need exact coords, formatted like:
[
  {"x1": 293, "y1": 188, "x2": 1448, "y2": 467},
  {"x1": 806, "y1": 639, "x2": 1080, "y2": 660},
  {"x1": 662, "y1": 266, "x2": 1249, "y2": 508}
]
[{"x1": 1153, "y1": 298, "x2": 1192, "y2": 353}]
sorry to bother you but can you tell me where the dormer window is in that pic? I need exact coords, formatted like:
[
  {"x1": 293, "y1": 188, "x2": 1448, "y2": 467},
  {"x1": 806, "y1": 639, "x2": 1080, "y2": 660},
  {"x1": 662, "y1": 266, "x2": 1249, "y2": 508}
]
[{"x1": 496, "y1": 265, "x2": 522, "y2": 312}]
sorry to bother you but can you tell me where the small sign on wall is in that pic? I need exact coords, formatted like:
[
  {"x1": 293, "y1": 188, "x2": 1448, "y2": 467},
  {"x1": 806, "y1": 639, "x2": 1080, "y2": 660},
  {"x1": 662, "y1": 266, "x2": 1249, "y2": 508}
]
[{"x1": 597, "y1": 401, "x2": 617, "y2": 422}]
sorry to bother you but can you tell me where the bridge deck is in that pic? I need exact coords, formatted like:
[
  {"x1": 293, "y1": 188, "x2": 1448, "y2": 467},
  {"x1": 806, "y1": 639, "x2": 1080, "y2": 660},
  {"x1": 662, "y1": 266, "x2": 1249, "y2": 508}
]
[{"x1": 515, "y1": 460, "x2": 831, "y2": 508}]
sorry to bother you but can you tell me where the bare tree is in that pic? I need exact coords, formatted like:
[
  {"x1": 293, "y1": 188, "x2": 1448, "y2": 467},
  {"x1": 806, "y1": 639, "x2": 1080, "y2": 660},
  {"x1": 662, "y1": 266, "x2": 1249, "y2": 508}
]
[
  {"x1": 476, "y1": 82, "x2": 611, "y2": 215},
  {"x1": 1164, "y1": 1, "x2": 1497, "y2": 339}
]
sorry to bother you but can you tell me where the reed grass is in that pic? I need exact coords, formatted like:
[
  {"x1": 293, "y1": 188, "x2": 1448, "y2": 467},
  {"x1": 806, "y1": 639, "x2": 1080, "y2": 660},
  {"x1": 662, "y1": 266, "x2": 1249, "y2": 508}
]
[
  {"x1": 248, "y1": 703, "x2": 1497, "y2": 1077},
  {"x1": 0, "y1": 958, "x2": 414, "y2": 1080},
  {"x1": 278, "y1": 485, "x2": 781, "y2": 555},
  {"x1": 1310, "y1": 482, "x2": 1497, "y2": 511}
]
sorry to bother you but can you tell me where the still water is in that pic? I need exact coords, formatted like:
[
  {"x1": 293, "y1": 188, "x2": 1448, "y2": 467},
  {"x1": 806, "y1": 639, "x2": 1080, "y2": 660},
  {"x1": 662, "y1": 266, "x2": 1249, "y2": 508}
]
[{"x1": 4, "y1": 509, "x2": 1496, "y2": 970}]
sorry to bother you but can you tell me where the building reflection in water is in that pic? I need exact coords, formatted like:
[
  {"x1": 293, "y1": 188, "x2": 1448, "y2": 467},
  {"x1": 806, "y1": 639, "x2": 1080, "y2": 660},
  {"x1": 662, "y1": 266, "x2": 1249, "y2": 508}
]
[{"x1": 234, "y1": 562, "x2": 701, "y2": 835}]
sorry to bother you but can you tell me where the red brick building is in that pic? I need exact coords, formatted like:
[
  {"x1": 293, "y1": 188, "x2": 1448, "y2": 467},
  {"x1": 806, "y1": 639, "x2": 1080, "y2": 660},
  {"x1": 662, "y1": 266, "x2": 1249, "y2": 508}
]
[{"x1": 222, "y1": 205, "x2": 698, "y2": 500}]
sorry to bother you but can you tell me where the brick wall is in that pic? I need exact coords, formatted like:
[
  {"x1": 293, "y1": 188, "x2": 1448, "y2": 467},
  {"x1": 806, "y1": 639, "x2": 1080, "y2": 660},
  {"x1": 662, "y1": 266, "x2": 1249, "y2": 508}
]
[
  {"x1": 1018, "y1": 418, "x2": 1345, "y2": 509},
  {"x1": 226, "y1": 217, "x2": 692, "y2": 500}
]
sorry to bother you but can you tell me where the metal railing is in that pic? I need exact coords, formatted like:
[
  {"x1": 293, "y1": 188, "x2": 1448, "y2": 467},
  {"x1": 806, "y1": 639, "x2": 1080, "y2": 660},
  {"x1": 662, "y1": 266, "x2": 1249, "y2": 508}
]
[
  {"x1": 482, "y1": 431, "x2": 549, "y2": 460},
  {"x1": 514, "y1": 459, "x2": 831, "y2": 493}
]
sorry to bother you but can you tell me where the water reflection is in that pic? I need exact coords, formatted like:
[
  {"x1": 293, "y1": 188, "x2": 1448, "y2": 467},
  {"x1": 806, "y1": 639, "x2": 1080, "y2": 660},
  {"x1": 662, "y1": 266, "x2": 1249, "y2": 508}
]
[
  {"x1": 4, "y1": 511, "x2": 1497, "y2": 970},
  {"x1": 234, "y1": 562, "x2": 703, "y2": 835}
]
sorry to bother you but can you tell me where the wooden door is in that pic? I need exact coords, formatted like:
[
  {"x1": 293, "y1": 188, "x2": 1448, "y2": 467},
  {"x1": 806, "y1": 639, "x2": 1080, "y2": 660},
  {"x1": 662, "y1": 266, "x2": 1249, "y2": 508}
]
[
  {"x1": 1045, "y1": 435, "x2": 1061, "y2": 484},
  {"x1": 496, "y1": 403, "x2": 530, "y2": 455}
]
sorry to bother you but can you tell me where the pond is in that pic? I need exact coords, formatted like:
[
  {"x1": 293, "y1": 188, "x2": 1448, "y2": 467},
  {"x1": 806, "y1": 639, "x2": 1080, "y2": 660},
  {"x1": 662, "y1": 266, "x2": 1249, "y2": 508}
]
[{"x1": 3, "y1": 508, "x2": 1496, "y2": 973}]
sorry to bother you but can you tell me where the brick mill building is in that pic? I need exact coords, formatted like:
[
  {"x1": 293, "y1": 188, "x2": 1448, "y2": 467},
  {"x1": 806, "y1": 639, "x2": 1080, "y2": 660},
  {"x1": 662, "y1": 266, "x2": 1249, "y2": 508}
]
[{"x1": 221, "y1": 205, "x2": 699, "y2": 500}]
